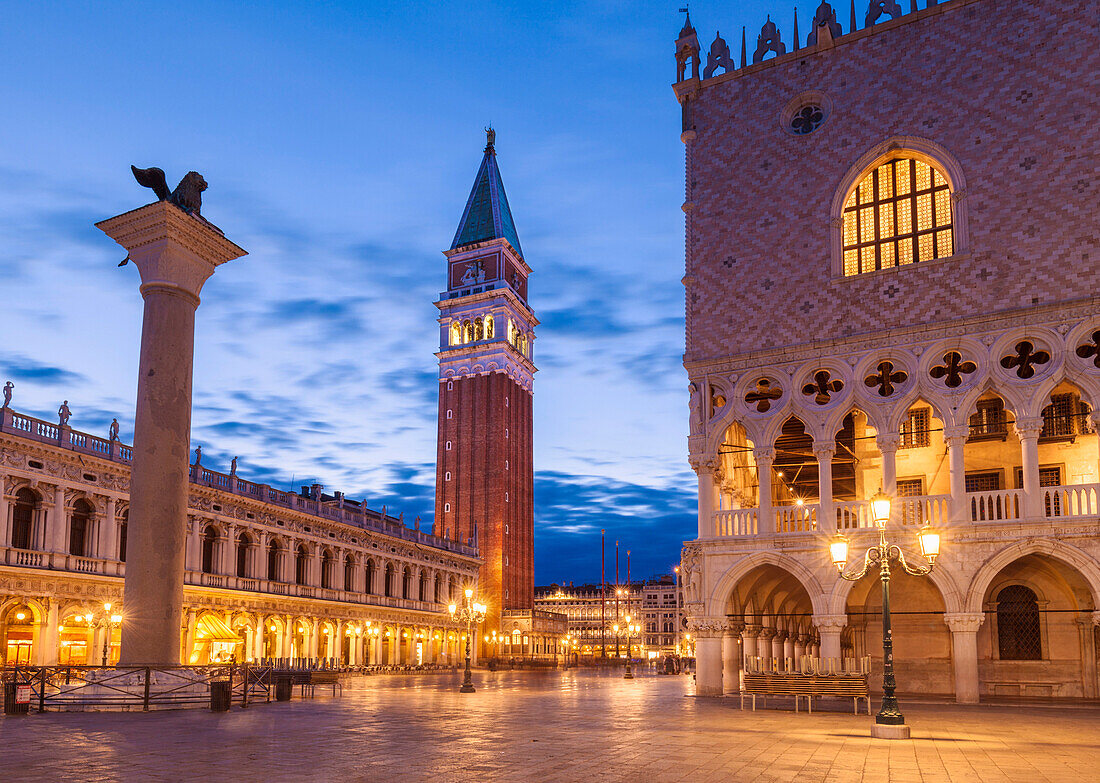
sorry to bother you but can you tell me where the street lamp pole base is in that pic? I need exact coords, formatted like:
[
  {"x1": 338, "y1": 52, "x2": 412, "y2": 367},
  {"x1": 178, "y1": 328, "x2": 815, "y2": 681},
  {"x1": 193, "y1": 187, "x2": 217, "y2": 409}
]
[
  {"x1": 870, "y1": 723, "x2": 910, "y2": 740},
  {"x1": 460, "y1": 684, "x2": 476, "y2": 693}
]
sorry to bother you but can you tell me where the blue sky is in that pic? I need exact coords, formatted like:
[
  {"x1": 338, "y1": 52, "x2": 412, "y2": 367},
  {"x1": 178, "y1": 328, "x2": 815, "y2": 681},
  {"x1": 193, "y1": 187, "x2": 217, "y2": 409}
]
[{"x1": 0, "y1": 0, "x2": 788, "y2": 583}]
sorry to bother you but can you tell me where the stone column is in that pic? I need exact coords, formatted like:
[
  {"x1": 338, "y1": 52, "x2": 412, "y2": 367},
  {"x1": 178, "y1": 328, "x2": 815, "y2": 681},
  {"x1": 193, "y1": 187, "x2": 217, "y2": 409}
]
[
  {"x1": 41, "y1": 601, "x2": 60, "y2": 665},
  {"x1": 877, "y1": 433, "x2": 900, "y2": 499},
  {"x1": 694, "y1": 459, "x2": 717, "y2": 539},
  {"x1": 691, "y1": 618, "x2": 725, "y2": 696},
  {"x1": 754, "y1": 448, "x2": 775, "y2": 534},
  {"x1": 741, "y1": 624, "x2": 759, "y2": 667},
  {"x1": 771, "y1": 629, "x2": 786, "y2": 662},
  {"x1": 1076, "y1": 615, "x2": 1098, "y2": 699},
  {"x1": 757, "y1": 626, "x2": 775, "y2": 661},
  {"x1": 182, "y1": 609, "x2": 197, "y2": 665},
  {"x1": 221, "y1": 524, "x2": 236, "y2": 575},
  {"x1": 814, "y1": 442, "x2": 836, "y2": 529},
  {"x1": 50, "y1": 484, "x2": 67, "y2": 557},
  {"x1": 783, "y1": 629, "x2": 795, "y2": 661},
  {"x1": 1015, "y1": 416, "x2": 1044, "y2": 518},
  {"x1": 0, "y1": 483, "x2": 11, "y2": 548},
  {"x1": 944, "y1": 612, "x2": 984, "y2": 704},
  {"x1": 944, "y1": 425, "x2": 969, "y2": 523},
  {"x1": 98, "y1": 200, "x2": 245, "y2": 666},
  {"x1": 722, "y1": 622, "x2": 743, "y2": 693},
  {"x1": 792, "y1": 633, "x2": 806, "y2": 663},
  {"x1": 814, "y1": 614, "x2": 847, "y2": 664}
]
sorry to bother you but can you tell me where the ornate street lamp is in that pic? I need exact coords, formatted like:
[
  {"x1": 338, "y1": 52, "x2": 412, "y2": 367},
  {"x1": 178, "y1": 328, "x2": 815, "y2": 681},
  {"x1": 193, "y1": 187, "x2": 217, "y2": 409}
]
[
  {"x1": 449, "y1": 588, "x2": 486, "y2": 693},
  {"x1": 830, "y1": 489, "x2": 940, "y2": 739},
  {"x1": 85, "y1": 602, "x2": 123, "y2": 666},
  {"x1": 613, "y1": 616, "x2": 641, "y2": 679}
]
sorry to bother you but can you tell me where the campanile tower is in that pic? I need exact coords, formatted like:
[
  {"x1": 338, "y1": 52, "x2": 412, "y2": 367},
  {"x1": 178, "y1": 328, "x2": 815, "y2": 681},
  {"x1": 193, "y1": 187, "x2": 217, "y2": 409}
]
[{"x1": 435, "y1": 130, "x2": 536, "y2": 634}]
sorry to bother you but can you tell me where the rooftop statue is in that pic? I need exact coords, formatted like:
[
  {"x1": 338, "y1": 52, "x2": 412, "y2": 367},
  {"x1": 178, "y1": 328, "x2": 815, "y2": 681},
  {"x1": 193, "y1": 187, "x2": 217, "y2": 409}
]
[{"x1": 130, "y1": 165, "x2": 208, "y2": 216}]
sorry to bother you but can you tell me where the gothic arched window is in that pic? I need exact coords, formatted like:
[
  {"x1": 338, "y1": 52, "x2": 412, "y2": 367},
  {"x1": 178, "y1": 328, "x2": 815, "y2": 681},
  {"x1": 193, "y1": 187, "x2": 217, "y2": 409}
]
[
  {"x1": 485, "y1": 314, "x2": 494, "y2": 338},
  {"x1": 344, "y1": 554, "x2": 355, "y2": 592},
  {"x1": 320, "y1": 548, "x2": 334, "y2": 589},
  {"x1": 449, "y1": 321, "x2": 462, "y2": 346},
  {"x1": 997, "y1": 584, "x2": 1042, "y2": 660},
  {"x1": 842, "y1": 157, "x2": 954, "y2": 276}
]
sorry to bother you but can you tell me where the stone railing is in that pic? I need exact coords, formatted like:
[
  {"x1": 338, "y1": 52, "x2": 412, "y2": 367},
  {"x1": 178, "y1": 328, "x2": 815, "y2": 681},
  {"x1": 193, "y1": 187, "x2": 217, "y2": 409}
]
[
  {"x1": 0, "y1": 406, "x2": 476, "y2": 559},
  {"x1": 712, "y1": 487, "x2": 1095, "y2": 539}
]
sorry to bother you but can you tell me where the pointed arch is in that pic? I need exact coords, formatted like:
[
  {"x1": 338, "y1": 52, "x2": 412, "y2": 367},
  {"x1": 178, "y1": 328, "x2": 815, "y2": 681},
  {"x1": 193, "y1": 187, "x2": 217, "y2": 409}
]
[
  {"x1": 964, "y1": 539, "x2": 1100, "y2": 614},
  {"x1": 708, "y1": 550, "x2": 829, "y2": 617}
]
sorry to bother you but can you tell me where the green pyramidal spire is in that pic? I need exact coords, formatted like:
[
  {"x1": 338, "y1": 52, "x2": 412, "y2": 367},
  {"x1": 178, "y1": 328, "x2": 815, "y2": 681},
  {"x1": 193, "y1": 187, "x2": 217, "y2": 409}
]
[{"x1": 451, "y1": 128, "x2": 523, "y2": 257}]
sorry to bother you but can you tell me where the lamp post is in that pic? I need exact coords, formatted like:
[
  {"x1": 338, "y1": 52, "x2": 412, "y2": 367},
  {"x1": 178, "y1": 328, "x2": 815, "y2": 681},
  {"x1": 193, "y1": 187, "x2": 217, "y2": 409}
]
[
  {"x1": 829, "y1": 489, "x2": 941, "y2": 740},
  {"x1": 85, "y1": 602, "x2": 123, "y2": 666},
  {"x1": 449, "y1": 588, "x2": 486, "y2": 693},
  {"x1": 613, "y1": 616, "x2": 641, "y2": 679}
]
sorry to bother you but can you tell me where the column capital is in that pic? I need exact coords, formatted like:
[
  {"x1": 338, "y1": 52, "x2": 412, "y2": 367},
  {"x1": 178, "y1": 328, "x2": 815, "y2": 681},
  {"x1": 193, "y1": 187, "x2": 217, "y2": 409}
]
[
  {"x1": 811, "y1": 441, "x2": 836, "y2": 458},
  {"x1": 876, "y1": 432, "x2": 901, "y2": 452},
  {"x1": 944, "y1": 612, "x2": 985, "y2": 633},
  {"x1": 685, "y1": 616, "x2": 730, "y2": 638},
  {"x1": 97, "y1": 201, "x2": 247, "y2": 302},
  {"x1": 942, "y1": 424, "x2": 970, "y2": 442},
  {"x1": 688, "y1": 456, "x2": 719, "y2": 476},
  {"x1": 758, "y1": 626, "x2": 777, "y2": 640},
  {"x1": 742, "y1": 624, "x2": 761, "y2": 636},
  {"x1": 753, "y1": 446, "x2": 776, "y2": 464},
  {"x1": 723, "y1": 619, "x2": 746, "y2": 636},
  {"x1": 1014, "y1": 416, "x2": 1044, "y2": 439},
  {"x1": 812, "y1": 614, "x2": 848, "y2": 631}
]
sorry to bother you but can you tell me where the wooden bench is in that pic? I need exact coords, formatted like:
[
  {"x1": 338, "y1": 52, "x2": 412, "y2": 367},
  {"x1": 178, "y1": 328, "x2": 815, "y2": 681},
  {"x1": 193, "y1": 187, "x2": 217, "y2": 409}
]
[
  {"x1": 306, "y1": 671, "x2": 342, "y2": 698},
  {"x1": 741, "y1": 672, "x2": 870, "y2": 715}
]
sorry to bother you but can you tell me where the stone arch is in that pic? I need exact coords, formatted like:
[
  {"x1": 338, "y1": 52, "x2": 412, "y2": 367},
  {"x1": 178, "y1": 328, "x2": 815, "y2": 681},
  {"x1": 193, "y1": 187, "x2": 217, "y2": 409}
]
[
  {"x1": 708, "y1": 550, "x2": 829, "y2": 616},
  {"x1": 825, "y1": 550, "x2": 964, "y2": 615},
  {"x1": 0, "y1": 596, "x2": 46, "y2": 624},
  {"x1": 964, "y1": 539, "x2": 1100, "y2": 615},
  {"x1": 1028, "y1": 372, "x2": 1098, "y2": 423}
]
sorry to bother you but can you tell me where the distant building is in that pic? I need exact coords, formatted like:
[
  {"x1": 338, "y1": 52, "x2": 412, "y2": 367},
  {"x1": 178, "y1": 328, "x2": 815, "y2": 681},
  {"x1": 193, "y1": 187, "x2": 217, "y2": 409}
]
[{"x1": 535, "y1": 575, "x2": 683, "y2": 658}]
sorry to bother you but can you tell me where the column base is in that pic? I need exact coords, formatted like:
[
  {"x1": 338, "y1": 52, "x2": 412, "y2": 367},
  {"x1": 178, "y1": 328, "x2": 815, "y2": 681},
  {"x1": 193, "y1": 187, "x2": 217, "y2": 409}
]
[{"x1": 870, "y1": 723, "x2": 910, "y2": 740}]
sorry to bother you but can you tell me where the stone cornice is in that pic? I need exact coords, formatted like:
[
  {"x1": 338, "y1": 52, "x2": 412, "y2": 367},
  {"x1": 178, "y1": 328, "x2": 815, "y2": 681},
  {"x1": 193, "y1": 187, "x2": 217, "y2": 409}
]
[{"x1": 96, "y1": 200, "x2": 246, "y2": 268}]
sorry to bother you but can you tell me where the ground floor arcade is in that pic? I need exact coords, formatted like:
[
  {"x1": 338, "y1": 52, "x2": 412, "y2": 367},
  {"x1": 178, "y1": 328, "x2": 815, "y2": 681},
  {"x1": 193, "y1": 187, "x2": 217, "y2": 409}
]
[{"x1": 686, "y1": 534, "x2": 1100, "y2": 702}]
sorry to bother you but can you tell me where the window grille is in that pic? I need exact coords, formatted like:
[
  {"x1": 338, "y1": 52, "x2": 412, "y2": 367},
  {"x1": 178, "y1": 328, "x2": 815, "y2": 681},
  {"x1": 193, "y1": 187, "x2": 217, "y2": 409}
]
[
  {"x1": 899, "y1": 408, "x2": 930, "y2": 449},
  {"x1": 996, "y1": 585, "x2": 1042, "y2": 660},
  {"x1": 1041, "y1": 394, "x2": 1086, "y2": 439},
  {"x1": 842, "y1": 158, "x2": 954, "y2": 276},
  {"x1": 969, "y1": 399, "x2": 1007, "y2": 440}
]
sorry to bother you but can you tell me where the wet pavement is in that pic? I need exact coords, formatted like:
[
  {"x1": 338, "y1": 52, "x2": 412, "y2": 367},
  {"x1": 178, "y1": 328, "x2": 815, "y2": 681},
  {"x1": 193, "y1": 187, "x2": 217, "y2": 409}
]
[{"x1": 3, "y1": 668, "x2": 1099, "y2": 782}]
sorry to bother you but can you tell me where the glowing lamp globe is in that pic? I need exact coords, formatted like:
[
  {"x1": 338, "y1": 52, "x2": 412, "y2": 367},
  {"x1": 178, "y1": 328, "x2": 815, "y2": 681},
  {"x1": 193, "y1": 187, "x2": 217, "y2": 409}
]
[
  {"x1": 830, "y1": 534, "x2": 850, "y2": 571},
  {"x1": 870, "y1": 489, "x2": 892, "y2": 527},
  {"x1": 918, "y1": 526, "x2": 941, "y2": 562}
]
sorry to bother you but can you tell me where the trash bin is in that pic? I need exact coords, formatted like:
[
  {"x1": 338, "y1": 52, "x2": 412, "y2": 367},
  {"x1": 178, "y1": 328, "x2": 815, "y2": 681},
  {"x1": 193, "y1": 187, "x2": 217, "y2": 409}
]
[
  {"x1": 275, "y1": 675, "x2": 293, "y2": 702},
  {"x1": 210, "y1": 680, "x2": 232, "y2": 712},
  {"x1": 4, "y1": 682, "x2": 30, "y2": 715}
]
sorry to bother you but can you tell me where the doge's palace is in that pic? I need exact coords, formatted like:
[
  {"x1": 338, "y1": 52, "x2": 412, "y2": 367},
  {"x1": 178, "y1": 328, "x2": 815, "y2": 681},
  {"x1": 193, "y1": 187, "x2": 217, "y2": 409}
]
[{"x1": 674, "y1": 0, "x2": 1100, "y2": 701}]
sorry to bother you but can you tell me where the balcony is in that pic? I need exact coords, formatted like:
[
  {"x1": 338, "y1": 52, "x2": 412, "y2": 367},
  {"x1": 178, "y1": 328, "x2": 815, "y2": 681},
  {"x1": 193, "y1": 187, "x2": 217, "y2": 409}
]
[{"x1": 710, "y1": 484, "x2": 1100, "y2": 539}]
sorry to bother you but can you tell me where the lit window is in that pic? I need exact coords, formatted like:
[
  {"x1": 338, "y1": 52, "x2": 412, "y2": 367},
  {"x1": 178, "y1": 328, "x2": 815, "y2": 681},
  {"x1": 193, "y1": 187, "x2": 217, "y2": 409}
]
[
  {"x1": 449, "y1": 322, "x2": 462, "y2": 346},
  {"x1": 842, "y1": 158, "x2": 954, "y2": 276},
  {"x1": 899, "y1": 408, "x2": 930, "y2": 449}
]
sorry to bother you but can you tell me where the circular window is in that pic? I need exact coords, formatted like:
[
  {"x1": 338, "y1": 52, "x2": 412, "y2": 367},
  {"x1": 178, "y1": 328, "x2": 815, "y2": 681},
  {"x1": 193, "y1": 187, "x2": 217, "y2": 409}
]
[
  {"x1": 790, "y1": 105, "x2": 825, "y2": 135},
  {"x1": 780, "y1": 91, "x2": 833, "y2": 137}
]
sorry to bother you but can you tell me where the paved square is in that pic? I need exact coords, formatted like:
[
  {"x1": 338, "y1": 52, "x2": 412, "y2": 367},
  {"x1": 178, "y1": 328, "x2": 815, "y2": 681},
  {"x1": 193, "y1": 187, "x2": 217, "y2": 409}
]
[{"x1": 3, "y1": 670, "x2": 1099, "y2": 782}]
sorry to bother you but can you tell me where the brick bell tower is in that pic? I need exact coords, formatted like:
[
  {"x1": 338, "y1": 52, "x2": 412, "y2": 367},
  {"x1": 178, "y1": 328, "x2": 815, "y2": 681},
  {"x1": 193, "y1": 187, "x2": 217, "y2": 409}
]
[{"x1": 435, "y1": 129, "x2": 536, "y2": 637}]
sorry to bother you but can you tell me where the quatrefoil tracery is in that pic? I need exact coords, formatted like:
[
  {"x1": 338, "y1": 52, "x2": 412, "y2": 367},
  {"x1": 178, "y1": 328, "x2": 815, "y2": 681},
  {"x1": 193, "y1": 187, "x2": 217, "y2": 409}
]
[
  {"x1": 864, "y1": 361, "x2": 908, "y2": 397},
  {"x1": 745, "y1": 379, "x2": 783, "y2": 412},
  {"x1": 1076, "y1": 331, "x2": 1100, "y2": 369},
  {"x1": 802, "y1": 370, "x2": 844, "y2": 406},
  {"x1": 999, "y1": 340, "x2": 1051, "y2": 379},
  {"x1": 929, "y1": 351, "x2": 977, "y2": 388}
]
